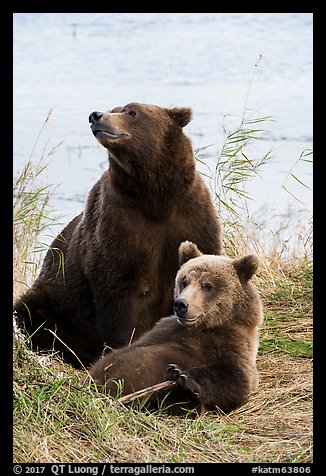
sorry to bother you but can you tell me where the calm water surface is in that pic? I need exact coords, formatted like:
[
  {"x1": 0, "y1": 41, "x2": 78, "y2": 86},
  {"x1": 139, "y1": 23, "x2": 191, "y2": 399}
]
[{"x1": 13, "y1": 13, "x2": 313, "y2": 251}]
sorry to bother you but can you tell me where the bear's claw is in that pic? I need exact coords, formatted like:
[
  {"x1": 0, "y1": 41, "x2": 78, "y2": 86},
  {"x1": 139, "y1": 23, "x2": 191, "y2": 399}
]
[
  {"x1": 165, "y1": 363, "x2": 201, "y2": 397},
  {"x1": 165, "y1": 363, "x2": 186, "y2": 383}
]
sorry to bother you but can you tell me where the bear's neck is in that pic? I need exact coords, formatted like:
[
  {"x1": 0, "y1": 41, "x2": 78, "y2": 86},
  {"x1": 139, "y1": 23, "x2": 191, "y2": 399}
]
[{"x1": 108, "y1": 143, "x2": 196, "y2": 220}]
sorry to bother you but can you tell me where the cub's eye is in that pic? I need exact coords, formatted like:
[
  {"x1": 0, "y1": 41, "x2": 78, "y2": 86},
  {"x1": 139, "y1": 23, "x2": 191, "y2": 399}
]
[
  {"x1": 202, "y1": 282, "x2": 213, "y2": 291},
  {"x1": 180, "y1": 277, "x2": 188, "y2": 290},
  {"x1": 128, "y1": 110, "x2": 136, "y2": 117}
]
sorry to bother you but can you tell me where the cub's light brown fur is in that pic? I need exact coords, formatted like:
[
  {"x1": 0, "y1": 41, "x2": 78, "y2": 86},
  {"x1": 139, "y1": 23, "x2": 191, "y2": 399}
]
[{"x1": 90, "y1": 241, "x2": 263, "y2": 413}]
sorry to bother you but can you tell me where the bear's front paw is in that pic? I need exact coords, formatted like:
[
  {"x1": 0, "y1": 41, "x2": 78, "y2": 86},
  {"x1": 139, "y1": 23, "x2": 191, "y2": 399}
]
[
  {"x1": 165, "y1": 363, "x2": 201, "y2": 396},
  {"x1": 165, "y1": 363, "x2": 186, "y2": 383}
]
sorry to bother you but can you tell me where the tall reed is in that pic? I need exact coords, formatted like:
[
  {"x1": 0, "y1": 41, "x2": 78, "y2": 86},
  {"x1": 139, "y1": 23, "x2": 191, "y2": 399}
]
[
  {"x1": 195, "y1": 112, "x2": 312, "y2": 264},
  {"x1": 13, "y1": 110, "x2": 63, "y2": 300}
]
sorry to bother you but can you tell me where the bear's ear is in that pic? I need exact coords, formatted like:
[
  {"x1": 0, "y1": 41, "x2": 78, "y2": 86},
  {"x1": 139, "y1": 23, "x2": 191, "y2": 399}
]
[
  {"x1": 234, "y1": 255, "x2": 260, "y2": 282},
  {"x1": 179, "y1": 241, "x2": 203, "y2": 266},
  {"x1": 166, "y1": 107, "x2": 192, "y2": 127}
]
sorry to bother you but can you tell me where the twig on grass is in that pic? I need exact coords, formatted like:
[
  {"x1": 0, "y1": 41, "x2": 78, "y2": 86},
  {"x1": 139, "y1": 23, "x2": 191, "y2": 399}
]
[{"x1": 118, "y1": 380, "x2": 177, "y2": 405}]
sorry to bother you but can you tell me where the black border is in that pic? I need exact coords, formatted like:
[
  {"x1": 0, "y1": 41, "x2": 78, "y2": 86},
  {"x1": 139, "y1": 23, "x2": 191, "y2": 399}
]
[{"x1": 7, "y1": 7, "x2": 318, "y2": 472}]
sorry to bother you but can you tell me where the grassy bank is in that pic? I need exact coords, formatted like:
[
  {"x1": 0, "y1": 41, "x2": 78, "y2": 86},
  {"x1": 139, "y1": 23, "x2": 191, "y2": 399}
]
[
  {"x1": 13, "y1": 116, "x2": 312, "y2": 463},
  {"x1": 13, "y1": 258, "x2": 312, "y2": 463}
]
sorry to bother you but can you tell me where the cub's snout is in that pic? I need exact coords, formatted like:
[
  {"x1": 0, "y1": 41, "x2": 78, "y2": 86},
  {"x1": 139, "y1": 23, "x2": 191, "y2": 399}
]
[{"x1": 173, "y1": 297, "x2": 189, "y2": 316}]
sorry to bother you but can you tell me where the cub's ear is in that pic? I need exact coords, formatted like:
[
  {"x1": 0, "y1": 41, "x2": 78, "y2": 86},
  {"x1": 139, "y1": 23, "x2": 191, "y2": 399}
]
[
  {"x1": 166, "y1": 107, "x2": 192, "y2": 127},
  {"x1": 234, "y1": 254, "x2": 260, "y2": 282},
  {"x1": 179, "y1": 241, "x2": 203, "y2": 266}
]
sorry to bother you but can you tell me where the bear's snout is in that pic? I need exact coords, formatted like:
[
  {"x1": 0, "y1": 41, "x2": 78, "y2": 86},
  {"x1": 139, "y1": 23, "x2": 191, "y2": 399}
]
[
  {"x1": 173, "y1": 297, "x2": 189, "y2": 316},
  {"x1": 89, "y1": 111, "x2": 103, "y2": 124}
]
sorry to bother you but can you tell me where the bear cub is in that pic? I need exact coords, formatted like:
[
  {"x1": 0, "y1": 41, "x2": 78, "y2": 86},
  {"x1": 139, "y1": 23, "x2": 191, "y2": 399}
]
[{"x1": 90, "y1": 241, "x2": 263, "y2": 414}]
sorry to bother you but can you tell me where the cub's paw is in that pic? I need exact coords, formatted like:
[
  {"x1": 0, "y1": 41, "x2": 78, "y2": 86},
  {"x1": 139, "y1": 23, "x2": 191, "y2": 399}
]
[
  {"x1": 165, "y1": 363, "x2": 186, "y2": 383},
  {"x1": 165, "y1": 363, "x2": 201, "y2": 396}
]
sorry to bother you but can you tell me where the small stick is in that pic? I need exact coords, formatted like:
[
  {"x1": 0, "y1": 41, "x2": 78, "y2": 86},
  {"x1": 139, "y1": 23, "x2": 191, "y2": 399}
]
[{"x1": 118, "y1": 380, "x2": 177, "y2": 405}]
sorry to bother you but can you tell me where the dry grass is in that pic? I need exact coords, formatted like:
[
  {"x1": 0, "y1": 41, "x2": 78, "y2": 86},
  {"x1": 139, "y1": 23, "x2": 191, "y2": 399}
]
[
  {"x1": 13, "y1": 343, "x2": 312, "y2": 463},
  {"x1": 229, "y1": 354, "x2": 312, "y2": 462}
]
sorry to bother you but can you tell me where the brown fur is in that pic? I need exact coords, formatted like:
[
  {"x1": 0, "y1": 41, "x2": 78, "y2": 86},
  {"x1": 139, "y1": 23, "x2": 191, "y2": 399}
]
[
  {"x1": 90, "y1": 241, "x2": 263, "y2": 414},
  {"x1": 14, "y1": 103, "x2": 222, "y2": 367}
]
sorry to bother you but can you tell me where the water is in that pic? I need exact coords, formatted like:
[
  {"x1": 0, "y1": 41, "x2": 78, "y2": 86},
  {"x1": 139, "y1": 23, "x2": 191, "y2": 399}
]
[{"x1": 13, "y1": 13, "x2": 313, "y2": 253}]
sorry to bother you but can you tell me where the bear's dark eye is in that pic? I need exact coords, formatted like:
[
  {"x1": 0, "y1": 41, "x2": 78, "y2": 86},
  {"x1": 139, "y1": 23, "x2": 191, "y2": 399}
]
[
  {"x1": 202, "y1": 282, "x2": 213, "y2": 291},
  {"x1": 128, "y1": 110, "x2": 136, "y2": 117},
  {"x1": 180, "y1": 277, "x2": 188, "y2": 290}
]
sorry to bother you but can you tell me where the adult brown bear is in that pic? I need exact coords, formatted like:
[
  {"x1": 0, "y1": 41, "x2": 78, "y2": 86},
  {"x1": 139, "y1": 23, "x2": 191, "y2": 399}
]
[
  {"x1": 90, "y1": 241, "x2": 263, "y2": 414},
  {"x1": 14, "y1": 103, "x2": 222, "y2": 367}
]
